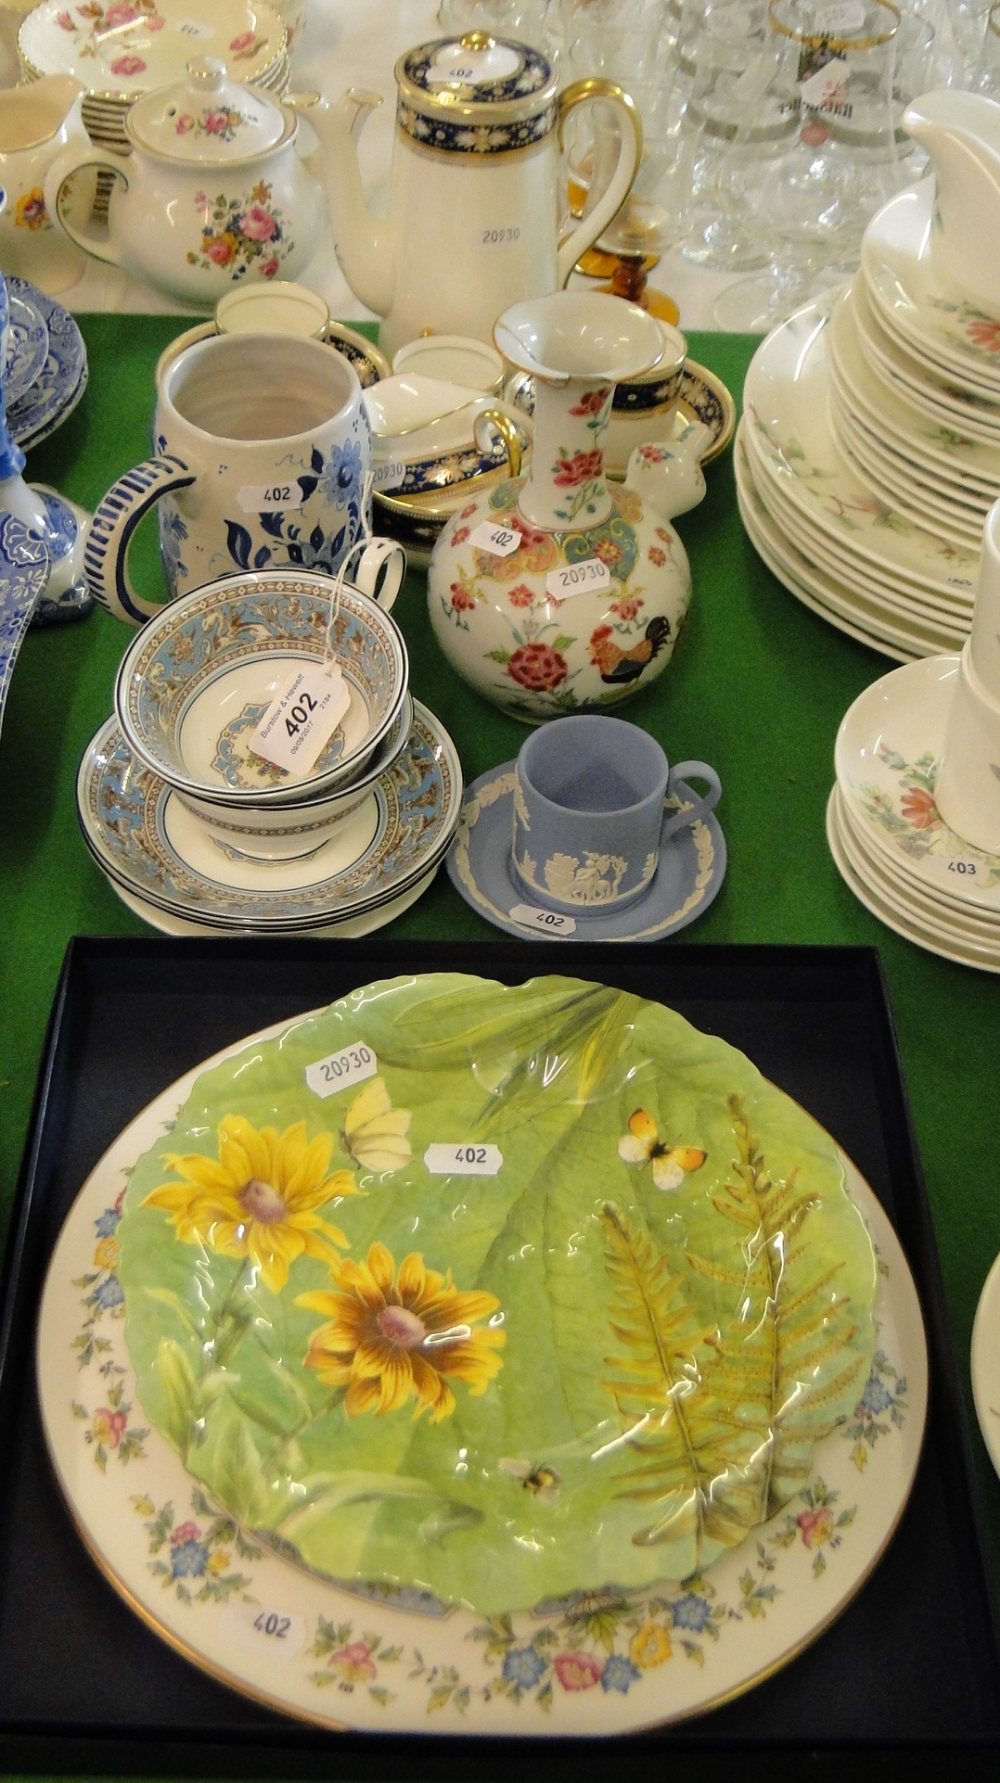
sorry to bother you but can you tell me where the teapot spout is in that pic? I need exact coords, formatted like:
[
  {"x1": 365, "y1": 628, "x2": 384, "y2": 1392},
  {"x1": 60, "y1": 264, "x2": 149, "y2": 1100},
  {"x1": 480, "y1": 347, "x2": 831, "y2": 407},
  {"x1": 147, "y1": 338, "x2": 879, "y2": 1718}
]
[
  {"x1": 903, "y1": 89, "x2": 1000, "y2": 315},
  {"x1": 625, "y1": 414, "x2": 709, "y2": 522},
  {"x1": 288, "y1": 87, "x2": 395, "y2": 320}
]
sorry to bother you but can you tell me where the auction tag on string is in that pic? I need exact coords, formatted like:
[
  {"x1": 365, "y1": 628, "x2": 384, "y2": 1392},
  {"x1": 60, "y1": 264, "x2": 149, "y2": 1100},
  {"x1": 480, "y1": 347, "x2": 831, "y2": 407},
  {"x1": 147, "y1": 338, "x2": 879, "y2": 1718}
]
[
  {"x1": 423, "y1": 1143, "x2": 504, "y2": 1176},
  {"x1": 305, "y1": 1040, "x2": 378, "y2": 1099},
  {"x1": 220, "y1": 1602, "x2": 306, "y2": 1661},
  {"x1": 470, "y1": 521, "x2": 520, "y2": 556},
  {"x1": 545, "y1": 558, "x2": 611, "y2": 601},
  {"x1": 509, "y1": 902, "x2": 577, "y2": 936},
  {"x1": 237, "y1": 479, "x2": 307, "y2": 513},
  {"x1": 250, "y1": 663, "x2": 351, "y2": 775},
  {"x1": 799, "y1": 53, "x2": 850, "y2": 109}
]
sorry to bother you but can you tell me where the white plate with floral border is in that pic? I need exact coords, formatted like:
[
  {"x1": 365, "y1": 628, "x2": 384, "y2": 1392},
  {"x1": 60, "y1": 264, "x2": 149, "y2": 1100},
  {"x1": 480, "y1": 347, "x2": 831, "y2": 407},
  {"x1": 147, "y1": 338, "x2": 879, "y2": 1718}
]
[
  {"x1": 743, "y1": 294, "x2": 981, "y2": 598},
  {"x1": 736, "y1": 432, "x2": 943, "y2": 662},
  {"x1": 971, "y1": 1252, "x2": 1000, "y2": 1483},
  {"x1": 860, "y1": 180, "x2": 1000, "y2": 387},
  {"x1": 36, "y1": 1016, "x2": 926, "y2": 1738},
  {"x1": 833, "y1": 653, "x2": 1000, "y2": 914},
  {"x1": 19, "y1": 0, "x2": 286, "y2": 98},
  {"x1": 826, "y1": 788, "x2": 1000, "y2": 973}
]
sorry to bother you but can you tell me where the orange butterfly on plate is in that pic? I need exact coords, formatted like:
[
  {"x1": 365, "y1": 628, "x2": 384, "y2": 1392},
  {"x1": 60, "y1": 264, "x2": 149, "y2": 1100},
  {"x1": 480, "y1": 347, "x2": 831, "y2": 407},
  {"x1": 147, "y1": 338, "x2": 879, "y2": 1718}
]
[{"x1": 617, "y1": 1107, "x2": 707, "y2": 1192}]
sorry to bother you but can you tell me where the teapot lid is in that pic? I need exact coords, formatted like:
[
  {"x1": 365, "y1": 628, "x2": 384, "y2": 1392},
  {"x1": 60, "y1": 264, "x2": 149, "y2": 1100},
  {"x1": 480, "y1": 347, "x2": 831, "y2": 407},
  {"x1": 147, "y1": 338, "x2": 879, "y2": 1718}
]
[
  {"x1": 396, "y1": 33, "x2": 557, "y2": 125},
  {"x1": 126, "y1": 57, "x2": 292, "y2": 160}
]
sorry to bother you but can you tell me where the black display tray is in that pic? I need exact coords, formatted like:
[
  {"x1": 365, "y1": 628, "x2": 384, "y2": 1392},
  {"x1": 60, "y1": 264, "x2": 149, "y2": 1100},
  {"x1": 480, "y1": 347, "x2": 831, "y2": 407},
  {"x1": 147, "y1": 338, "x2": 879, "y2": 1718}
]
[{"x1": 3, "y1": 938, "x2": 999, "y2": 1779}]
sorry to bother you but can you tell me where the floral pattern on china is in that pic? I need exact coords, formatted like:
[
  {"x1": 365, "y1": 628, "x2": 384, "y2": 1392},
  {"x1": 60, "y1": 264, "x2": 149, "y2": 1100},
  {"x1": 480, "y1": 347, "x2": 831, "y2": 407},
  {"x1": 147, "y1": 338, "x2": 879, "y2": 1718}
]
[
  {"x1": 50, "y1": 2, "x2": 268, "y2": 77},
  {"x1": 39, "y1": 973, "x2": 928, "y2": 1734}
]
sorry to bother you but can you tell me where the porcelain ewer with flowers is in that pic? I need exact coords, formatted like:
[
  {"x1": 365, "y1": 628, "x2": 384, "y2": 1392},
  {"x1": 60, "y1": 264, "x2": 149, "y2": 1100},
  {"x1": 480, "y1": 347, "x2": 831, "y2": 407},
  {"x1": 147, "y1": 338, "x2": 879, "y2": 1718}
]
[{"x1": 427, "y1": 292, "x2": 708, "y2": 723}]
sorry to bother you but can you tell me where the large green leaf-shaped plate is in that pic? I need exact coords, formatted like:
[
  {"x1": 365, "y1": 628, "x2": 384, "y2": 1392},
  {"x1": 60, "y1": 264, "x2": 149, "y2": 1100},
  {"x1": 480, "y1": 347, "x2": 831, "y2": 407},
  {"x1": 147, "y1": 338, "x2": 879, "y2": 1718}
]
[{"x1": 38, "y1": 974, "x2": 926, "y2": 1735}]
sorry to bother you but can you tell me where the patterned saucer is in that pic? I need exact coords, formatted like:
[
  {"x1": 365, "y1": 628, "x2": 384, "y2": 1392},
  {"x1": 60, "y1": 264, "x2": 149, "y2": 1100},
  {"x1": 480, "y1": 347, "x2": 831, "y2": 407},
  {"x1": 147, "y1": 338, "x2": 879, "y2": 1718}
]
[
  {"x1": 447, "y1": 761, "x2": 726, "y2": 942},
  {"x1": 77, "y1": 702, "x2": 463, "y2": 930},
  {"x1": 4, "y1": 288, "x2": 49, "y2": 408},
  {"x1": 6, "y1": 277, "x2": 87, "y2": 452},
  {"x1": 861, "y1": 180, "x2": 1000, "y2": 386},
  {"x1": 833, "y1": 653, "x2": 1000, "y2": 914},
  {"x1": 108, "y1": 866, "x2": 437, "y2": 938}
]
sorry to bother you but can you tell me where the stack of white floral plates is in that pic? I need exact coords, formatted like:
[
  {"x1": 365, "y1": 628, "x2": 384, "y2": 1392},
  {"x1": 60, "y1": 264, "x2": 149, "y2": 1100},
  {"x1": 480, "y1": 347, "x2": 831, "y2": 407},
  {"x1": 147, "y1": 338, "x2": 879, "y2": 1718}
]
[
  {"x1": 3, "y1": 274, "x2": 87, "y2": 451},
  {"x1": 19, "y1": 0, "x2": 288, "y2": 151},
  {"x1": 826, "y1": 653, "x2": 1000, "y2": 971},
  {"x1": 739, "y1": 174, "x2": 1000, "y2": 662}
]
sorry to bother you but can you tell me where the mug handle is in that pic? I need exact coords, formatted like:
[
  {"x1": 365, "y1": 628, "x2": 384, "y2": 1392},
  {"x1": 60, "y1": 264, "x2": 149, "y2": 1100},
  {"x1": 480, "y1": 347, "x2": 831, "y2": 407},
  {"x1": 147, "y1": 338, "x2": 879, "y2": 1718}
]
[
  {"x1": 660, "y1": 761, "x2": 722, "y2": 843},
  {"x1": 350, "y1": 535, "x2": 406, "y2": 611},
  {"x1": 84, "y1": 455, "x2": 195, "y2": 626}
]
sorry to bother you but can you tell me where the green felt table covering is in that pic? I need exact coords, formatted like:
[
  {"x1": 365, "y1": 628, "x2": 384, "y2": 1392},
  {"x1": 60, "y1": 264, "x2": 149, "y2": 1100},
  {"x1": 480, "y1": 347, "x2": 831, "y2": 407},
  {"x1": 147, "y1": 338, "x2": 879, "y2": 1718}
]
[{"x1": 2, "y1": 313, "x2": 1000, "y2": 1640}]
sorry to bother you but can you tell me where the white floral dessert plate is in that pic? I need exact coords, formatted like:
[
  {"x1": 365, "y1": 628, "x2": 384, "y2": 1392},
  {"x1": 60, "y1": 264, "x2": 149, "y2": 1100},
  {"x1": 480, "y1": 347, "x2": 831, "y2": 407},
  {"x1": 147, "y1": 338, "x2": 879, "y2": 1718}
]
[
  {"x1": 835, "y1": 791, "x2": 1000, "y2": 942},
  {"x1": 971, "y1": 1253, "x2": 1000, "y2": 1483},
  {"x1": 76, "y1": 704, "x2": 462, "y2": 930},
  {"x1": 19, "y1": 0, "x2": 286, "y2": 99},
  {"x1": 743, "y1": 294, "x2": 981, "y2": 598},
  {"x1": 5, "y1": 276, "x2": 87, "y2": 451},
  {"x1": 737, "y1": 462, "x2": 916, "y2": 665},
  {"x1": 36, "y1": 990, "x2": 926, "y2": 1735},
  {"x1": 447, "y1": 761, "x2": 726, "y2": 942},
  {"x1": 826, "y1": 789, "x2": 1000, "y2": 973},
  {"x1": 861, "y1": 180, "x2": 1000, "y2": 386},
  {"x1": 830, "y1": 286, "x2": 1000, "y2": 494},
  {"x1": 845, "y1": 281, "x2": 1000, "y2": 451},
  {"x1": 833, "y1": 653, "x2": 1000, "y2": 913},
  {"x1": 107, "y1": 866, "x2": 437, "y2": 938},
  {"x1": 830, "y1": 404, "x2": 986, "y2": 551},
  {"x1": 4, "y1": 287, "x2": 49, "y2": 408},
  {"x1": 735, "y1": 437, "x2": 953, "y2": 662},
  {"x1": 741, "y1": 445, "x2": 973, "y2": 634}
]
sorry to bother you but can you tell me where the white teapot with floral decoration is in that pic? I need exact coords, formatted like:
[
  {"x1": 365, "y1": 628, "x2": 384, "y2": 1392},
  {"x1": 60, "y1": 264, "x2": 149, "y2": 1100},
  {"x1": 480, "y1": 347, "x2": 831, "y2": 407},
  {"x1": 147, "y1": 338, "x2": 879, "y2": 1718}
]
[
  {"x1": 44, "y1": 57, "x2": 335, "y2": 307},
  {"x1": 427, "y1": 293, "x2": 708, "y2": 724}
]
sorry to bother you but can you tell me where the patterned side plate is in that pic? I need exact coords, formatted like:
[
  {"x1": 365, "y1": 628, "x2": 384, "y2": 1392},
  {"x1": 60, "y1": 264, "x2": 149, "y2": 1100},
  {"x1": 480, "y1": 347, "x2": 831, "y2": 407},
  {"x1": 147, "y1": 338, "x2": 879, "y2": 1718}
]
[
  {"x1": 4, "y1": 288, "x2": 49, "y2": 409},
  {"x1": 76, "y1": 702, "x2": 463, "y2": 929},
  {"x1": 5, "y1": 277, "x2": 87, "y2": 452},
  {"x1": 0, "y1": 504, "x2": 58, "y2": 743},
  {"x1": 36, "y1": 1008, "x2": 926, "y2": 1736}
]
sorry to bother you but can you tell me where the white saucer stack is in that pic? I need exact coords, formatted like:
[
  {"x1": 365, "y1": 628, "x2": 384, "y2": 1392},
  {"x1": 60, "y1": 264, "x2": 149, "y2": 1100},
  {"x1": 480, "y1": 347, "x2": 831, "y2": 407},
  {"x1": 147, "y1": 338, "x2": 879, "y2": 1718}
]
[
  {"x1": 826, "y1": 654, "x2": 1000, "y2": 972},
  {"x1": 738, "y1": 174, "x2": 1000, "y2": 662}
]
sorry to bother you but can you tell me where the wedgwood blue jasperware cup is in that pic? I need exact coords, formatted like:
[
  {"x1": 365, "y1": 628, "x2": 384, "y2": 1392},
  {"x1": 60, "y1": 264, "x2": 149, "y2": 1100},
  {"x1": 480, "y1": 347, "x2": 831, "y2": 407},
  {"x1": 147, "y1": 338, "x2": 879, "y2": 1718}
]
[
  {"x1": 511, "y1": 713, "x2": 721, "y2": 913},
  {"x1": 84, "y1": 330, "x2": 373, "y2": 626}
]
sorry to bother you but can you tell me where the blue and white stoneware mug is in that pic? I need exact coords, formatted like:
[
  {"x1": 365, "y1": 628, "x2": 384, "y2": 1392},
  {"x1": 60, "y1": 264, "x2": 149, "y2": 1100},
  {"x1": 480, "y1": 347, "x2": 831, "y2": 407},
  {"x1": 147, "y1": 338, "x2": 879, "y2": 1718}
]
[
  {"x1": 84, "y1": 330, "x2": 373, "y2": 625},
  {"x1": 511, "y1": 713, "x2": 721, "y2": 913}
]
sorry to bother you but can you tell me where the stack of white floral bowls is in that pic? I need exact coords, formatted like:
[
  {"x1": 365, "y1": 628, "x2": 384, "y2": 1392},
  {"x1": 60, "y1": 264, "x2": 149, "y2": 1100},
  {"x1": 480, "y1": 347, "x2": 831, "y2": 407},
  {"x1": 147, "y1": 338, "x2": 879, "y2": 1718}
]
[
  {"x1": 737, "y1": 92, "x2": 1000, "y2": 663},
  {"x1": 75, "y1": 568, "x2": 463, "y2": 936}
]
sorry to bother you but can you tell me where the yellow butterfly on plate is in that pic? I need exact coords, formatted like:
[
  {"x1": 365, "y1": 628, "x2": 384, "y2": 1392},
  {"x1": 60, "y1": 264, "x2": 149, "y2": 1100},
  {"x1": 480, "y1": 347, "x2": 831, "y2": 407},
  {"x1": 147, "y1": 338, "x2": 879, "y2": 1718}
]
[
  {"x1": 341, "y1": 1076, "x2": 413, "y2": 1173},
  {"x1": 617, "y1": 1107, "x2": 706, "y2": 1193}
]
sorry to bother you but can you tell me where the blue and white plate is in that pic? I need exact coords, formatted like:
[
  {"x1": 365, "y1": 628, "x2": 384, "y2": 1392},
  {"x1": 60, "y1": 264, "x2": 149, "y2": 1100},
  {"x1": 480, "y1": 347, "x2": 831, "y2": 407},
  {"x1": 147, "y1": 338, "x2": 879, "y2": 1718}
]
[
  {"x1": 0, "y1": 504, "x2": 59, "y2": 744},
  {"x1": 447, "y1": 760, "x2": 727, "y2": 942},
  {"x1": 6, "y1": 277, "x2": 87, "y2": 451},
  {"x1": 4, "y1": 290, "x2": 50, "y2": 410},
  {"x1": 77, "y1": 702, "x2": 463, "y2": 930}
]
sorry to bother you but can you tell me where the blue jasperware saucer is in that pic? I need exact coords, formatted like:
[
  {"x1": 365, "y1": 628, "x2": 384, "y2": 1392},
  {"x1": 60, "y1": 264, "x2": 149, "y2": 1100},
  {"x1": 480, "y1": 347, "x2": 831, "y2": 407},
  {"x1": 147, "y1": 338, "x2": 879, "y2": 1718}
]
[{"x1": 447, "y1": 761, "x2": 727, "y2": 942}]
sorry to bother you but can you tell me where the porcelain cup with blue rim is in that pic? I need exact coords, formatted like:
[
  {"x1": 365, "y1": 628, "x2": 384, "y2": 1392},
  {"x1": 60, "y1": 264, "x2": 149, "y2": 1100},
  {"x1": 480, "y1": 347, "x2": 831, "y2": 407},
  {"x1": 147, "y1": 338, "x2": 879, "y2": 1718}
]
[
  {"x1": 511, "y1": 714, "x2": 721, "y2": 914},
  {"x1": 84, "y1": 330, "x2": 373, "y2": 627}
]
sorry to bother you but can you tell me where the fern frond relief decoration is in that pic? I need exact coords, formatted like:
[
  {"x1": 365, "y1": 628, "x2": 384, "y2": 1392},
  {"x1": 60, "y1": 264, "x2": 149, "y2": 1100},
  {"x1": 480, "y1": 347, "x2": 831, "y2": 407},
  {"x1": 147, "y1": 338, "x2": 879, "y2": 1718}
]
[
  {"x1": 603, "y1": 1097, "x2": 876, "y2": 1574},
  {"x1": 600, "y1": 1204, "x2": 768, "y2": 1564}
]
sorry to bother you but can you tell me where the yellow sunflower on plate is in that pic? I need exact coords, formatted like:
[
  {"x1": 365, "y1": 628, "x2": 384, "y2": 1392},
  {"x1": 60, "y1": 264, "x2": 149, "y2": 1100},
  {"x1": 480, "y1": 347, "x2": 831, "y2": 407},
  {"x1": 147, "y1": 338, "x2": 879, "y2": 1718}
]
[
  {"x1": 297, "y1": 1240, "x2": 505, "y2": 1423},
  {"x1": 142, "y1": 1114, "x2": 360, "y2": 1293}
]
